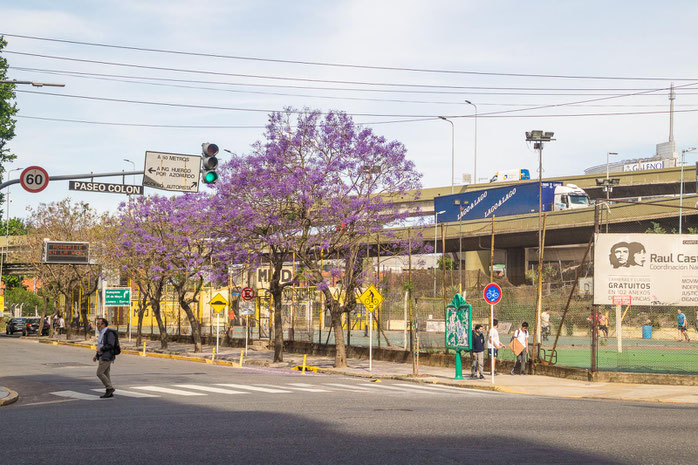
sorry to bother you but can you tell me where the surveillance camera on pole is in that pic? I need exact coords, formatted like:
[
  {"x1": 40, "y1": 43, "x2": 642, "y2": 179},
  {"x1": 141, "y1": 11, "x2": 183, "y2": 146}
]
[{"x1": 201, "y1": 143, "x2": 219, "y2": 184}]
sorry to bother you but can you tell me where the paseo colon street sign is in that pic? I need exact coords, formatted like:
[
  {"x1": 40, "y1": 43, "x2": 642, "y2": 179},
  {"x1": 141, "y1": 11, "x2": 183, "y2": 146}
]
[{"x1": 69, "y1": 181, "x2": 143, "y2": 195}]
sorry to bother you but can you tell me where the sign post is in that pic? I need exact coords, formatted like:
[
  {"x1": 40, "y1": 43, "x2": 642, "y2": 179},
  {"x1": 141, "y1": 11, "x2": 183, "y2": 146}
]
[
  {"x1": 209, "y1": 293, "x2": 228, "y2": 356},
  {"x1": 359, "y1": 285, "x2": 384, "y2": 372},
  {"x1": 239, "y1": 301, "x2": 255, "y2": 355},
  {"x1": 612, "y1": 295, "x2": 630, "y2": 353},
  {"x1": 445, "y1": 293, "x2": 472, "y2": 381},
  {"x1": 483, "y1": 283, "x2": 503, "y2": 385}
]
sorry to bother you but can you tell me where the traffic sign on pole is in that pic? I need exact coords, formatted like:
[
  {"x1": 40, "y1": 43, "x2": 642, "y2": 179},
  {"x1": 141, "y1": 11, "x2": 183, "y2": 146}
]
[
  {"x1": 241, "y1": 287, "x2": 256, "y2": 301},
  {"x1": 483, "y1": 283, "x2": 502, "y2": 305},
  {"x1": 142, "y1": 151, "x2": 200, "y2": 193},
  {"x1": 209, "y1": 293, "x2": 228, "y2": 314},
  {"x1": 20, "y1": 166, "x2": 49, "y2": 193}
]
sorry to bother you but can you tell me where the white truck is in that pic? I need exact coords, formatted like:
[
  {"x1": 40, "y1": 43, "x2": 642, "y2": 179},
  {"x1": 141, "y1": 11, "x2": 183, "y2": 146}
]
[{"x1": 552, "y1": 184, "x2": 590, "y2": 211}]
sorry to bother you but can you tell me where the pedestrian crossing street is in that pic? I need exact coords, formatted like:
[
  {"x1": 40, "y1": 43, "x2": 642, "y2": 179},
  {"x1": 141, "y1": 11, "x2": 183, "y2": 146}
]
[{"x1": 50, "y1": 381, "x2": 497, "y2": 401}]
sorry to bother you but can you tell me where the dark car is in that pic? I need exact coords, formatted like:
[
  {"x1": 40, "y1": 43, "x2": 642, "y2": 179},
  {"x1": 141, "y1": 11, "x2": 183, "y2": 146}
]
[
  {"x1": 22, "y1": 317, "x2": 50, "y2": 336},
  {"x1": 5, "y1": 317, "x2": 27, "y2": 335}
]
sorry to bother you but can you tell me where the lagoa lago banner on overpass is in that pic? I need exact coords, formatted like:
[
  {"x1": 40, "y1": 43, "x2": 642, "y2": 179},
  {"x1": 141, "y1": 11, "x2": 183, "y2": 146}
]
[
  {"x1": 593, "y1": 233, "x2": 698, "y2": 306},
  {"x1": 434, "y1": 181, "x2": 560, "y2": 223}
]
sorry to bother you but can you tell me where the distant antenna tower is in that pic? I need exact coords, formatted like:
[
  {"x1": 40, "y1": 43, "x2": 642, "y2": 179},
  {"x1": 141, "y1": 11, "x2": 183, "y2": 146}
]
[{"x1": 669, "y1": 82, "x2": 675, "y2": 142}]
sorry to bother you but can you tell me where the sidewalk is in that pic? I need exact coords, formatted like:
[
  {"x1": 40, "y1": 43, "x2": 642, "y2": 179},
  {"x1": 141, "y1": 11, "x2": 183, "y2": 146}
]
[{"x1": 29, "y1": 335, "x2": 698, "y2": 404}]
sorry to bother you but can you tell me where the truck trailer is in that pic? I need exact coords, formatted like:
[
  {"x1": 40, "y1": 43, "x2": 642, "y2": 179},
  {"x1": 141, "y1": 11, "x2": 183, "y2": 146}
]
[{"x1": 434, "y1": 181, "x2": 590, "y2": 223}]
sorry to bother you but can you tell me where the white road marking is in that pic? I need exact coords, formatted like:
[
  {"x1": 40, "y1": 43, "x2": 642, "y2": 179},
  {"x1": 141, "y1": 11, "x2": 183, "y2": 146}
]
[
  {"x1": 282, "y1": 383, "x2": 330, "y2": 392},
  {"x1": 50, "y1": 390, "x2": 100, "y2": 400},
  {"x1": 130, "y1": 386, "x2": 206, "y2": 396},
  {"x1": 91, "y1": 389, "x2": 159, "y2": 398},
  {"x1": 323, "y1": 383, "x2": 376, "y2": 392},
  {"x1": 358, "y1": 383, "x2": 439, "y2": 394},
  {"x1": 214, "y1": 384, "x2": 292, "y2": 393},
  {"x1": 392, "y1": 383, "x2": 471, "y2": 394},
  {"x1": 173, "y1": 384, "x2": 249, "y2": 394}
]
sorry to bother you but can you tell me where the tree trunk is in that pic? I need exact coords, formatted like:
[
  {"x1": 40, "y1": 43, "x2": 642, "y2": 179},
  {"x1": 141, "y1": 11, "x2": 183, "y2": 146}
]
[
  {"x1": 175, "y1": 288, "x2": 203, "y2": 352},
  {"x1": 136, "y1": 303, "x2": 146, "y2": 347},
  {"x1": 151, "y1": 299, "x2": 168, "y2": 349},
  {"x1": 80, "y1": 296, "x2": 90, "y2": 340},
  {"x1": 64, "y1": 294, "x2": 73, "y2": 339},
  {"x1": 330, "y1": 309, "x2": 347, "y2": 368},
  {"x1": 270, "y1": 283, "x2": 284, "y2": 362}
]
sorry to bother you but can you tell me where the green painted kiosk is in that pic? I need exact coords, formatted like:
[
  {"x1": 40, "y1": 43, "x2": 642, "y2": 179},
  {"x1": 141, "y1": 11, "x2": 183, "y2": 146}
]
[{"x1": 445, "y1": 293, "x2": 472, "y2": 380}]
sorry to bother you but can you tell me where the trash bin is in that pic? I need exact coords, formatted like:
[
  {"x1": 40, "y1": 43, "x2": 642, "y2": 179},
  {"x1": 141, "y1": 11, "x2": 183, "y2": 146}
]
[{"x1": 642, "y1": 325, "x2": 652, "y2": 339}]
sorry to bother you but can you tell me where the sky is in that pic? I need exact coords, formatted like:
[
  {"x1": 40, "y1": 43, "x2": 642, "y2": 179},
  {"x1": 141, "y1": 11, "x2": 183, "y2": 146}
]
[{"x1": 2, "y1": 0, "x2": 698, "y2": 220}]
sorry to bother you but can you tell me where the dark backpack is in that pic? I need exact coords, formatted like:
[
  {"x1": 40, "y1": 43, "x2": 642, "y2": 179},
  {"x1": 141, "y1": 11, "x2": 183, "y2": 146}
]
[{"x1": 110, "y1": 329, "x2": 121, "y2": 355}]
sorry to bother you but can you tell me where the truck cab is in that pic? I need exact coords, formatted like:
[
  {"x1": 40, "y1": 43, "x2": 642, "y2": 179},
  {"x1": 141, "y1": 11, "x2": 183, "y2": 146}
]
[
  {"x1": 489, "y1": 169, "x2": 530, "y2": 183},
  {"x1": 553, "y1": 184, "x2": 590, "y2": 211}
]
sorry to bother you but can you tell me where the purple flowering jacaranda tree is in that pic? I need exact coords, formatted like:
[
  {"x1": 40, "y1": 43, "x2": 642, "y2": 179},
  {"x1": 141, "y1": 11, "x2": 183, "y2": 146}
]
[{"x1": 216, "y1": 108, "x2": 421, "y2": 367}]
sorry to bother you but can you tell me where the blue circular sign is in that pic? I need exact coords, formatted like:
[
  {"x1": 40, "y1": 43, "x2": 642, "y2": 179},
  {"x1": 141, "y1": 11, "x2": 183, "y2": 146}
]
[{"x1": 483, "y1": 283, "x2": 502, "y2": 305}]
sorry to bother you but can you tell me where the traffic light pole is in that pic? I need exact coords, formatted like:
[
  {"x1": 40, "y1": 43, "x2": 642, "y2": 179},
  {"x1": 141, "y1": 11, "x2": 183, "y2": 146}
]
[{"x1": 0, "y1": 170, "x2": 144, "y2": 191}]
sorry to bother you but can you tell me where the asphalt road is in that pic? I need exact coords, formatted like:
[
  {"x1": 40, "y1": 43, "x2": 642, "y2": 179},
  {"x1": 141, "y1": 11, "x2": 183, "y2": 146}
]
[{"x1": 1, "y1": 336, "x2": 697, "y2": 465}]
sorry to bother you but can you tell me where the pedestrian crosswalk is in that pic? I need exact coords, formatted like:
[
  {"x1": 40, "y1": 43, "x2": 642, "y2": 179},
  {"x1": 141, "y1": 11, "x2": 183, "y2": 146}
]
[{"x1": 50, "y1": 381, "x2": 496, "y2": 401}]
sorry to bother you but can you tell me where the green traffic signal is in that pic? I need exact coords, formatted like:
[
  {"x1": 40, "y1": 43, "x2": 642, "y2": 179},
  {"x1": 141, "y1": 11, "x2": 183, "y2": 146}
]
[{"x1": 203, "y1": 171, "x2": 218, "y2": 184}]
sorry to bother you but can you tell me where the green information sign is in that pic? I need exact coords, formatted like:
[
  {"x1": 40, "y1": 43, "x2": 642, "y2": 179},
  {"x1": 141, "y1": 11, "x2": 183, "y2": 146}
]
[
  {"x1": 105, "y1": 288, "x2": 131, "y2": 306},
  {"x1": 445, "y1": 294, "x2": 472, "y2": 350}
]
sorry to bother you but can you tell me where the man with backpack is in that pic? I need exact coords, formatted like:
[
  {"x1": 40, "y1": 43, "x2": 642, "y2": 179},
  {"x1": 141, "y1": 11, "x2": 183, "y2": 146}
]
[{"x1": 92, "y1": 317, "x2": 120, "y2": 398}]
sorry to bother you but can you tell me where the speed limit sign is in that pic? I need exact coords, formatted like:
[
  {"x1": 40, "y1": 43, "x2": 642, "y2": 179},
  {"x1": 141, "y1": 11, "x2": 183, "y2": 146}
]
[{"x1": 20, "y1": 166, "x2": 49, "y2": 193}]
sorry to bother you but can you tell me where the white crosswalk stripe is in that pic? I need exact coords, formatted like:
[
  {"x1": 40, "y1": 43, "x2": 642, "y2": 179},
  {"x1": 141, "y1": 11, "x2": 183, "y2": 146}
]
[
  {"x1": 173, "y1": 384, "x2": 249, "y2": 394},
  {"x1": 322, "y1": 383, "x2": 376, "y2": 392},
  {"x1": 51, "y1": 390, "x2": 101, "y2": 400},
  {"x1": 358, "y1": 383, "x2": 441, "y2": 394},
  {"x1": 130, "y1": 386, "x2": 207, "y2": 396},
  {"x1": 281, "y1": 383, "x2": 330, "y2": 392},
  {"x1": 215, "y1": 384, "x2": 292, "y2": 393},
  {"x1": 50, "y1": 381, "x2": 497, "y2": 402},
  {"x1": 90, "y1": 389, "x2": 159, "y2": 398}
]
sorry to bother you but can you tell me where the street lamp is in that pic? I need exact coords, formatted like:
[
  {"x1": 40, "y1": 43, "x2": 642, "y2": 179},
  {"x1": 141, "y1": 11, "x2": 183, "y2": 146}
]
[
  {"x1": 123, "y1": 159, "x2": 136, "y2": 185},
  {"x1": 0, "y1": 80, "x2": 65, "y2": 87},
  {"x1": 525, "y1": 130, "x2": 554, "y2": 355},
  {"x1": 438, "y1": 116, "x2": 455, "y2": 194},
  {"x1": 433, "y1": 210, "x2": 446, "y2": 297},
  {"x1": 464, "y1": 100, "x2": 478, "y2": 184},
  {"x1": 679, "y1": 147, "x2": 697, "y2": 234},
  {"x1": 602, "y1": 152, "x2": 620, "y2": 202},
  {"x1": 453, "y1": 200, "x2": 464, "y2": 293},
  {"x1": 0, "y1": 167, "x2": 24, "y2": 289}
]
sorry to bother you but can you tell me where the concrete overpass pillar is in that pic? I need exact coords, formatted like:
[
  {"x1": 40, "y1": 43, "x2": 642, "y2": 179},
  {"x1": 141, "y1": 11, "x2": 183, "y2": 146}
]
[
  {"x1": 506, "y1": 248, "x2": 526, "y2": 285},
  {"x1": 465, "y1": 250, "x2": 489, "y2": 276}
]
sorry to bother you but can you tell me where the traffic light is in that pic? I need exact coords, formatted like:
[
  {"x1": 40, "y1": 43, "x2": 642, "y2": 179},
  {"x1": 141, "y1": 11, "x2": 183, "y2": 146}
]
[{"x1": 201, "y1": 142, "x2": 219, "y2": 184}]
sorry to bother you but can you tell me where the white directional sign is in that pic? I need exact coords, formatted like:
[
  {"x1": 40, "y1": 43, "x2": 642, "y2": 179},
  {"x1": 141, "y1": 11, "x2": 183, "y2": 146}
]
[{"x1": 142, "y1": 151, "x2": 201, "y2": 193}]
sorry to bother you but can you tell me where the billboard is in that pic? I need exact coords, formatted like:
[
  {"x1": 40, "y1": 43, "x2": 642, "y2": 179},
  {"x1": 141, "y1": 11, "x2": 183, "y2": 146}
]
[{"x1": 593, "y1": 233, "x2": 698, "y2": 306}]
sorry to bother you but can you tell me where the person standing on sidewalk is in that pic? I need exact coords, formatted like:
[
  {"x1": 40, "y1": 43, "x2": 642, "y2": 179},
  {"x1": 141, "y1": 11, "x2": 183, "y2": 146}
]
[
  {"x1": 511, "y1": 322, "x2": 529, "y2": 375},
  {"x1": 470, "y1": 324, "x2": 485, "y2": 379},
  {"x1": 93, "y1": 318, "x2": 118, "y2": 398},
  {"x1": 58, "y1": 316, "x2": 65, "y2": 335},
  {"x1": 488, "y1": 319, "x2": 506, "y2": 375}
]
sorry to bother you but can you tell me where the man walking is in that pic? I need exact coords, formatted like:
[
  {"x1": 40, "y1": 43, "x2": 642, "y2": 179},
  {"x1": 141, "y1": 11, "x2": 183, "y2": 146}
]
[
  {"x1": 470, "y1": 324, "x2": 485, "y2": 379},
  {"x1": 93, "y1": 318, "x2": 118, "y2": 398},
  {"x1": 511, "y1": 322, "x2": 529, "y2": 375},
  {"x1": 677, "y1": 310, "x2": 690, "y2": 342}
]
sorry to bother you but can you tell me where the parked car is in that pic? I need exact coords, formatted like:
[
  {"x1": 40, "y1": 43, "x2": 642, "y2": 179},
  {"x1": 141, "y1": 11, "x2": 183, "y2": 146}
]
[
  {"x1": 5, "y1": 317, "x2": 27, "y2": 335},
  {"x1": 22, "y1": 317, "x2": 49, "y2": 336}
]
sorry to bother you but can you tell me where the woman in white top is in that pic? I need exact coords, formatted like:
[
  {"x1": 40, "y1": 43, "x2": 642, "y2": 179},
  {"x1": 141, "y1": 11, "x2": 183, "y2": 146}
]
[{"x1": 488, "y1": 319, "x2": 506, "y2": 375}]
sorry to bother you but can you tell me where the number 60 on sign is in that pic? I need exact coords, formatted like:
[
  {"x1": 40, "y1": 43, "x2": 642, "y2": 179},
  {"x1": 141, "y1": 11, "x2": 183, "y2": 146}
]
[{"x1": 20, "y1": 166, "x2": 50, "y2": 193}]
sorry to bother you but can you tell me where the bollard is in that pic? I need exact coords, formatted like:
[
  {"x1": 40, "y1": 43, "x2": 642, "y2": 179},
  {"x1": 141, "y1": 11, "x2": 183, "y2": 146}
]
[
  {"x1": 212, "y1": 347, "x2": 216, "y2": 362},
  {"x1": 141, "y1": 341, "x2": 146, "y2": 357},
  {"x1": 302, "y1": 354, "x2": 307, "y2": 374},
  {"x1": 239, "y1": 349, "x2": 244, "y2": 368}
]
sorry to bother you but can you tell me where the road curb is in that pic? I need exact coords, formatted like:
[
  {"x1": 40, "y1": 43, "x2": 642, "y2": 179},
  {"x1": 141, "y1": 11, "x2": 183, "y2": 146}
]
[{"x1": 0, "y1": 387, "x2": 19, "y2": 406}]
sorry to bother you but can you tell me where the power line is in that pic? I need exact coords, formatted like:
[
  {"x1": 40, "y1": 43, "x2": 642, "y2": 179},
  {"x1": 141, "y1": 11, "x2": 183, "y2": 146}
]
[
  {"x1": 14, "y1": 66, "x2": 698, "y2": 95},
  {"x1": 15, "y1": 115, "x2": 266, "y2": 129},
  {"x1": 15, "y1": 90, "x2": 698, "y2": 120},
  {"x1": 3, "y1": 32, "x2": 697, "y2": 82}
]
